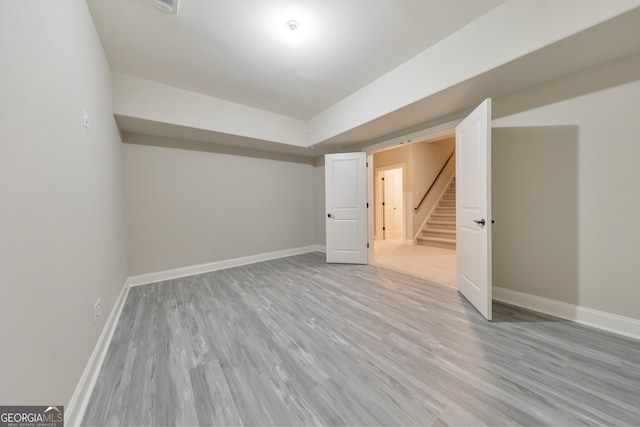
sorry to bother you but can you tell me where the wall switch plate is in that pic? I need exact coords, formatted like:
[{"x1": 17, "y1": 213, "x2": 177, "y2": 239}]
[
  {"x1": 93, "y1": 298, "x2": 101, "y2": 324},
  {"x1": 83, "y1": 109, "x2": 90, "y2": 129}
]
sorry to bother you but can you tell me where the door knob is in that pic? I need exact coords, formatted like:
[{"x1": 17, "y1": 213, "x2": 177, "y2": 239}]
[
  {"x1": 327, "y1": 213, "x2": 334, "y2": 218},
  {"x1": 473, "y1": 219, "x2": 486, "y2": 226}
]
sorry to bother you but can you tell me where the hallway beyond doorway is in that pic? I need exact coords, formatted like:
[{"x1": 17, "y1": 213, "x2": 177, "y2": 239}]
[{"x1": 374, "y1": 239, "x2": 456, "y2": 287}]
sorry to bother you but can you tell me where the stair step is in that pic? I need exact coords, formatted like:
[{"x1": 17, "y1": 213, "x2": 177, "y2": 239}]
[
  {"x1": 425, "y1": 221, "x2": 456, "y2": 231},
  {"x1": 421, "y1": 229, "x2": 456, "y2": 239},
  {"x1": 435, "y1": 207, "x2": 455, "y2": 214},
  {"x1": 430, "y1": 214, "x2": 455, "y2": 223},
  {"x1": 419, "y1": 176, "x2": 457, "y2": 244},
  {"x1": 417, "y1": 237, "x2": 456, "y2": 250}
]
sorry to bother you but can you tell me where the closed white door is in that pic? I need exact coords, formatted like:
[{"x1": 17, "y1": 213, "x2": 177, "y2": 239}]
[
  {"x1": 383, "y1": 169, "x2": 403, "y2": 236},
  {"x1": 325, "y1": 153, "x2": 368, "y2": 264},
  {"x1": 456, "y1": 99, "x2": 492, "y2": 320},
  {"x1": 383, "y1": 172, "x2": 396, "y2": 236}
]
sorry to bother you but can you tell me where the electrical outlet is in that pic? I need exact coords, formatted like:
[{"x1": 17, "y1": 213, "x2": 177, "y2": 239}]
[
  {"x1": 93, "y1": 298, "x2": 101, "y2": 324},
  {"x1": 83, "y1": 109, "x2": 90, "y2": 129}
]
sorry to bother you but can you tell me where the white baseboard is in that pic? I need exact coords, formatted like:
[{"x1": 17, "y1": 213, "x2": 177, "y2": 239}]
[
  {"x1": 66, "y1": 279, "x2": 131, "y2": 426},
  {"x1": 128, "y1": 245, "x2": 325, "y2": 287},
  {"x1": 406, "y1": 239, "x2": 416, "y2": 246},
  {"x1": 493, "y1": 287, "x2": 640, "y2": 341}
]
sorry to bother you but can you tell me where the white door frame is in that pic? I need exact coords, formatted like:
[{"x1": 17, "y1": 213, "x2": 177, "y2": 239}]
[
  {"x1": 365, "y1": 119, "x2": 462, "y2": 262},
  {"x1": 374, "y1": 163, "x2": 406, "y2": 241}
]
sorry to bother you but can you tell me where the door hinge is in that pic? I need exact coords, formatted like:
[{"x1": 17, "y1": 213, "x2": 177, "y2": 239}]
[
  {"x1": 366, "y1": 162, "x2": 369, "y2": 167},
  {"x1": 367, "y1": 243, "x2": 370, "y2": 248},
  {"x1": 366, "y1": 202, "x2": 369, "y2": 208},
  {"x1": 382, "y1": 227, "x2": 386, "y2": 231},
  {"x1": 381, "y1": 177, "x2": 384, "y2": 181},
  {"x1": 382, "y1": 202, "x2": 385, "y2": 206}
]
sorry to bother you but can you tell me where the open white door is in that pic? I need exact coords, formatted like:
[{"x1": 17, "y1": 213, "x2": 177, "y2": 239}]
[
  {"x1": 325, "y1": 152, "x2": 368, "y2": 264},
  {"x1": 456, "y1": 99, "x2": 492, "y2": 320}
]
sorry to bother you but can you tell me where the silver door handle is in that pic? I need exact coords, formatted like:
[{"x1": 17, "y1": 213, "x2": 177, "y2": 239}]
[
  {"x1": 473, "y1": 219, "x2": 486, "y2": 226},
  {"x1": 327, "y1": 213, "x2": 334, "y2": 218}
]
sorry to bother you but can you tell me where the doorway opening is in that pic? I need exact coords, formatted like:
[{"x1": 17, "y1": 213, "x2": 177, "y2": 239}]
[
  {"x1": 373, "y1": 165, "x2": 405, "y2": 260},
  {"x1": 370, "y1": 137, "x2": 457, "y2": 287},
  {"x1": 374, "y1": 166, "x2": 405, "y2": 240}
]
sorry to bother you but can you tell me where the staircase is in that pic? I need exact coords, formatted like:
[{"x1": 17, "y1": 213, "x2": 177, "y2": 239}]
[{"x1": 417, "y1": 177, "x2": 456, "y2": 250}]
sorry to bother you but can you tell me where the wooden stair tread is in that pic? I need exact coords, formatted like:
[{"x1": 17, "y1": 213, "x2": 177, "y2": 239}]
[
  {"x1": 422, "y1": 229, "x2": 456, "y2": 235},
  {"x1": 427, "y1": 220, "x2": 455, "y2": 226},
  {"x1": 418, "y1": 236, "x2": 456, "y2": 243}
]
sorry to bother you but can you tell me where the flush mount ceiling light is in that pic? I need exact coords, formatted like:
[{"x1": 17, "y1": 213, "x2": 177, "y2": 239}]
[
  {"x1": 286, "y1": 20, "x2": 300, "y2": 32},
  {"x1": 264, "y1": 8, "x2": 313, "y2": 45}
]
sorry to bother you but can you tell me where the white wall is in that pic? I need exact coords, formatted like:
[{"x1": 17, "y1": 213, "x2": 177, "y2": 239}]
[
  {"x1": 493, "y1": 73, "x2": 640, "y2": 321},
  {"x1": 0, "y1": 0, "x2": 127, "y2": 406},
  {"x1": 124, "y1": 143, "x2": 318, "y2": 275},
  {"x1": 314, "y1": 163, "x2": 326, "y2": 246}
]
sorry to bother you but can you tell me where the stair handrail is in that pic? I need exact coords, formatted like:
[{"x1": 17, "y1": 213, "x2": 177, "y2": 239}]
[{"x1": 414, "y1": 148, "x2": 455, "y2": 211}]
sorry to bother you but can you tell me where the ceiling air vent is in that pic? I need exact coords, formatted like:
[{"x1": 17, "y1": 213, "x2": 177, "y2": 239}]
[{"x1": 146, "y1": 0, "x2": 179, "y2": 15}]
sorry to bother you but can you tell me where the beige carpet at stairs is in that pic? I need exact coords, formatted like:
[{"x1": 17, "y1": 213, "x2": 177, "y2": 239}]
[{"x1": 374, "y1": 238, "x2": 457, "y2": 287}]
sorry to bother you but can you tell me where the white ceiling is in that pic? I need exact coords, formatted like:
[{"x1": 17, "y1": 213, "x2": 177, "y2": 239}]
[
  {"x1": 87, "y1": 1, "x2": 640, "y2": 158},
  {"x1": 87, "y1": 0, "x2": 505, "y2": 119}
]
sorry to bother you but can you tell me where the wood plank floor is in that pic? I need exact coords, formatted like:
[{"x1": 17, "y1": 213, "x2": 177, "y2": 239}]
[
  {"x1": 82, "y1": 252, "x2": 640, "y2": 426},
  {"x1": 374, "y1": 239, "x2": 456, "y2": 287}
]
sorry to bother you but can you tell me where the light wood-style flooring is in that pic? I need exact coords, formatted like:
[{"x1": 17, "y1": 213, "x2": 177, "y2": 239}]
[
  {"x1": 83, "y1": 252, "x2": 640, "y2": 426},
  {"x1": 374, "y1": 238, "x2": 456, "y2": 287}
]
